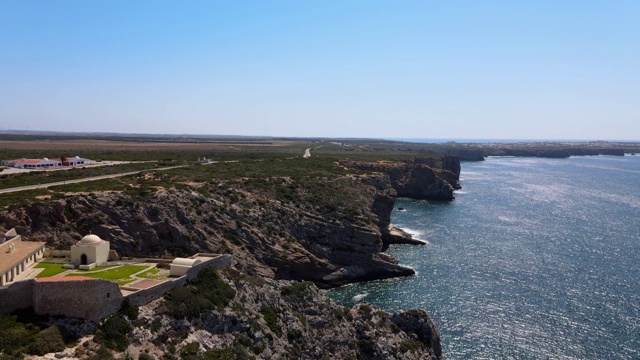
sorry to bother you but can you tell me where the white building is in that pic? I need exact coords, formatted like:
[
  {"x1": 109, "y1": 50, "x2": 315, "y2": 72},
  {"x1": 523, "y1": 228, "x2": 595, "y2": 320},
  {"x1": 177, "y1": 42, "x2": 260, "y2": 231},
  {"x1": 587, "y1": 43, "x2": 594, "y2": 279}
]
[
  {"x1": 1, "y1": 156, "x2": 91, "y2": 169},
  {"x1": 170, "y1": 257, "x2": 202, "y2": 276},
  {"x1": 0, "y1": 229, "x2": 46, "y2": 286},
  {"x1": 69, "y1": 234, "x2": 110, "y2": 270}
]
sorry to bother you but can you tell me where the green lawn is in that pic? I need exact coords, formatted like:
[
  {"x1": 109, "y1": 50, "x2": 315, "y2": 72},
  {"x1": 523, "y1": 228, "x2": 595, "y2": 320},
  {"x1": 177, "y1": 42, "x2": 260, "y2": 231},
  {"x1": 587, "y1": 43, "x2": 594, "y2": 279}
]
[
  {"x1": 34, "y1": 263, "x2": 67, "y2": 278},
  {"x1": 68, "y1": 265, "x2": 150, "y2": 285}
]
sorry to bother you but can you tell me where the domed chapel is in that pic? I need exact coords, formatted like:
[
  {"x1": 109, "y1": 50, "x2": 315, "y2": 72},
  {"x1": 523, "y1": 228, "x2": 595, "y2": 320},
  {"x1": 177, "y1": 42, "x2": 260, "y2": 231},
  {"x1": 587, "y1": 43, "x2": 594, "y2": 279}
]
[{"x1": 70, "y1": 234, "x2": 110, "y2": 270}]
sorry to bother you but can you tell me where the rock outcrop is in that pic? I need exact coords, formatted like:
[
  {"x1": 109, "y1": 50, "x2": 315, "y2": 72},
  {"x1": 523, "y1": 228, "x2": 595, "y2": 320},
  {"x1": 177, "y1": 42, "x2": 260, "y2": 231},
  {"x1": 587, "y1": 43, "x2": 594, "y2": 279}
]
[
  {"x1": 0, "y1": 177, "x2": 415, "y2": 289},
  {"x1": 340, "y1": 156, "x2": 461, "y2": 200},
  {"x1": 32, "y1": 268, "x2": 442, "y2": 360}
]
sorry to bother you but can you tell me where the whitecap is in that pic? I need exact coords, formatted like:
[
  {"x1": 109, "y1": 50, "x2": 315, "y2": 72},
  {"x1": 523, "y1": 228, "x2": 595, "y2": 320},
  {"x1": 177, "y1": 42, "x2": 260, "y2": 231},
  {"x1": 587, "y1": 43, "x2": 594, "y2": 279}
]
[{"x1": 352, "y1": 293, "x2": 368, "y2": 302}]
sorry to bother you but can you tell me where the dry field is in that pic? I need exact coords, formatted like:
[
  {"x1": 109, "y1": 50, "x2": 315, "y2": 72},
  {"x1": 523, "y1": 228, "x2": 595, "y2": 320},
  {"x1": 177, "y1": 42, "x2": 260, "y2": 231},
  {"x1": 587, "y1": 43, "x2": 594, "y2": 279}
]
[{"x1": 0, "y1": 139, "x2": 301, "y2": 151}]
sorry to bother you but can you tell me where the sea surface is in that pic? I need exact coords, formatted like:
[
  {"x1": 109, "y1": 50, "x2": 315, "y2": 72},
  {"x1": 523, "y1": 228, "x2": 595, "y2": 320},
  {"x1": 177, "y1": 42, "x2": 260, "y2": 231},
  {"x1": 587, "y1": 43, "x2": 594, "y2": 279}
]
[{"x1": 327, "y1": 155, "x2": 640, "y2": 359}]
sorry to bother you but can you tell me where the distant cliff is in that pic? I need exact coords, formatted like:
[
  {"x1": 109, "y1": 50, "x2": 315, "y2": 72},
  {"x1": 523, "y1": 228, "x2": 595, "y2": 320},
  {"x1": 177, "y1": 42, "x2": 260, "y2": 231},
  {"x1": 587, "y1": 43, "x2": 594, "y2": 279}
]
[{"x1": 339, "y1": 155, "x2": 461, "y2": 200}]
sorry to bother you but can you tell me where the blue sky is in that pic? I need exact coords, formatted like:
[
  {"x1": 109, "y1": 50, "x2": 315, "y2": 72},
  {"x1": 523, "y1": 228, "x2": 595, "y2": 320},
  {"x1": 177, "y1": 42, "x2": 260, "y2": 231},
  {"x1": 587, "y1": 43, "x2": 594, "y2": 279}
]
[{"x1": 1, "y1": 1, "x2": 638, "y2": 140}]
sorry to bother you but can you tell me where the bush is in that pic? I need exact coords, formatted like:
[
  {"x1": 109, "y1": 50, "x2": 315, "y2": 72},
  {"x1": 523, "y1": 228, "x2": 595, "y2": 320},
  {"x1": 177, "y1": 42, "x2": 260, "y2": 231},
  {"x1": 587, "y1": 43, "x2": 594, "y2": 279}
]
[
  {"x1": 180, "y1": 342, "x2": 200, "y2": 359},
  {"x1": 0, "y1": 313, "x2": 39, "y2": 356},
  {"x1": 87, "y1": 345, "x2": 115, "y2": 360},
  {"x1": 260, "y1": 306, "x2": 281, "y2": 336},
  {"x1": 138, "y1": 353, "x2": 155, "y2": 360},
  {"x1": 27, "y1": 325, "x2": 66, "y2": 355},
  {"x1": 119, "y1": 299, "x2": 139, "y2": 320},
  {"x1": 95, "y1": 316, "x2": 132, "y2": 351},
  {"x1": 399, "y1": 339, "x2": 425, "y2": 353},
  {"x1": 163, "y1": 266, "x2": 236, "y2": 320}
]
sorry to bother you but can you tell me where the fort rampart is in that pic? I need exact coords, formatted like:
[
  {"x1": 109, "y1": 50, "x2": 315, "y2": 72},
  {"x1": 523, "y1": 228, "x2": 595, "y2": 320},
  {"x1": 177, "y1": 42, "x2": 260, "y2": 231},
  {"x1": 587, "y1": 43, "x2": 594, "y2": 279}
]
[{"x1": 0, "y1": 254, "x2": 232, "y2": 322}]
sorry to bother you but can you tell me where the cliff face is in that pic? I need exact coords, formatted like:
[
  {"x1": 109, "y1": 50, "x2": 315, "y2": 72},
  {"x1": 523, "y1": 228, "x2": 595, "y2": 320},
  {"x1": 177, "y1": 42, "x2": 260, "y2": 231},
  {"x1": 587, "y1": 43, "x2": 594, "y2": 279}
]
[
  {"x1": 42, "y1": 268, "x2": 442, "y2": 360},
  {"x1": 339, "y1": 155, "x2": 461, "y2": 200},
  {"x1": 0, "y1": 156, "x2": 459, "y2": 288},
  {"x1": 0, "y1": 175, "x2": 415, "y2": 289}
]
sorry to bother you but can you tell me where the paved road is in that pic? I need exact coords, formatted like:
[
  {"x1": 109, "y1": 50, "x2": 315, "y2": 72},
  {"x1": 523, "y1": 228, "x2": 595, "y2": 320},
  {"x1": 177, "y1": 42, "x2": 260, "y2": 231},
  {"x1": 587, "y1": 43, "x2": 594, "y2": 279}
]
[{"x1": 0, "y1": 165, "x2": 186, "y2": 195}]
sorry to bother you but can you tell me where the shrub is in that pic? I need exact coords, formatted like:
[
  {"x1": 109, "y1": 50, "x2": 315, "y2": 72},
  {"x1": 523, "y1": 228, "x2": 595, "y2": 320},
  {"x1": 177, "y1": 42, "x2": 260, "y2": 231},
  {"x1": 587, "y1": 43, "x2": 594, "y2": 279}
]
[
  {"x1": 399, "y1": 339, "x2": 425, "y2": 353},
  {"x1": 180, "y1": 342, "x2": 200, "y2": 359},
  {"x1": 163, "y1": 266, "x2": 235, "y2": 320},
  {"x1": 27, "y1": 325, "x2": 66, "y2": 355},
  {"x1": 87, "y1": 345, "x2": 115, "y2": 360},
  {"x1": 138, "y1": 353, "x2": 155, "y2": 360},
  {"x1": 279, "y1": 281, "x2": 310, "y2": 300},
  {"x1": 260, "y1": 306, "x2": 281, "y2": 336},
  {"x1": 119, "y1": 299, "x2": 139, "y2": 320},
  {"x1": 95, "y1": 316, "x2": 132, "y2": 351}
]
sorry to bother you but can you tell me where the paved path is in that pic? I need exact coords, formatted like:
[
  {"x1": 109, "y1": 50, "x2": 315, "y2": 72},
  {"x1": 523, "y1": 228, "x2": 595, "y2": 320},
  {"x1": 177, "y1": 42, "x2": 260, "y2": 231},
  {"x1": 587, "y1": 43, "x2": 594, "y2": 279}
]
[{"x1": 0, "y1": 165, "x2": 186, "y2": 195}]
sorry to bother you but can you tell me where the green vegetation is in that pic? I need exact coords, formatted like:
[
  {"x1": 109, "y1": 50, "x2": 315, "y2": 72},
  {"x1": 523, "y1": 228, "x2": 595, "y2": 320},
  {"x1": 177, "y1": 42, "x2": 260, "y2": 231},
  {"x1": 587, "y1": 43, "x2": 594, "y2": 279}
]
[
  {"x1": 95, "y1": 316, "x2": 132, "y2": 351},
  {"x1": 34, "y1": 262, "x2": 67, "y2": 278},
  {"x1": 163, "y1": 266, "x2": 236, "y2": 320},
  {"x1": 280, "y1": 281, "x2": 313, "y2": 301},
  {"x1": 0, "y1": 312, "x2": 66, "y2": 358},
  {"x1": 0, "y1": 162, "x2": 160, "y2": 190},
  {"x1": 398, "y1": 339, "x2": 426, "y2": 354},
  {"x1": 68, "y1": 265, "x2": 149, "y2": 285},
  {"x1": 260, "y1": 306, "x2": 282, "y2": 336},
  {"x1": 0, "y1": 138, "x2": 431, "y2": 209}
]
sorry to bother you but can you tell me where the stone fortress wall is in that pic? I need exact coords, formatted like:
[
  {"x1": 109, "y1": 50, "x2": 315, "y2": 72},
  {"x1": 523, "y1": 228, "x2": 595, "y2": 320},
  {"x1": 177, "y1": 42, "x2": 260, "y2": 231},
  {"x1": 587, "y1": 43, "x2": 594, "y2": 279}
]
[
  {"x1": 0, "y1": 254, "x2": 232, "y2": 322},
  {"x1": 126, "y1": 254, "x2": 232, "y2": 307}
]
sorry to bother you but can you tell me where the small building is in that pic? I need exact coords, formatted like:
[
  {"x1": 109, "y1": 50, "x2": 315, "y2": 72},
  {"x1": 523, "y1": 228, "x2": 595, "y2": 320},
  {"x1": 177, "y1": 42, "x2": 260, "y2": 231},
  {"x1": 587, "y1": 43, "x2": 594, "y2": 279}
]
[
  {"x1": 170, "y1": 257, "x2": 202, "y2": 277},
  {"x1": 69, "y1": 234, "x2": 110, "y2": 270},
  {"x1": 0, "y1": 229, "x2": 46, "y2": 286},
  {"x1": 0, "y1": 156, "x2": 91, "y2": 169}
]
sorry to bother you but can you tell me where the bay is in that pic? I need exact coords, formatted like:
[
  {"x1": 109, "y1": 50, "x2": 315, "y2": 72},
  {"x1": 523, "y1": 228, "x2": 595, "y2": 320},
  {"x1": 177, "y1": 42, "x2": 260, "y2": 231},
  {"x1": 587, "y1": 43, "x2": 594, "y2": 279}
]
[{"x1": 327, "y1": 155, "x2": 640, "y2": 359}]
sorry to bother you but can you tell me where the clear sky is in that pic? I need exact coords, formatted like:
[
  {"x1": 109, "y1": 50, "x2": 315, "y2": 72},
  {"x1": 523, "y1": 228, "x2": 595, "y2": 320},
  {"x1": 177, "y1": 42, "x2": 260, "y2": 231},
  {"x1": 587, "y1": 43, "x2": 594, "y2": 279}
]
[{"x1": 1, "y1": 1, "x2": 639, "y2": 140}]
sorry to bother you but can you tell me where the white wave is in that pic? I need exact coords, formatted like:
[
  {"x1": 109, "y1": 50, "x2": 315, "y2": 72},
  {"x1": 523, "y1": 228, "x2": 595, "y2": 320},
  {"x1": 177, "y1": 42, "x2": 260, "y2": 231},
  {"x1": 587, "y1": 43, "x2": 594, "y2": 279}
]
[
  {"x1": 352, "y1": 293, "x2": 368, "y2": 302},
  {"x1": 398, "y1": 227, "x2": 423, "y2": 237}
]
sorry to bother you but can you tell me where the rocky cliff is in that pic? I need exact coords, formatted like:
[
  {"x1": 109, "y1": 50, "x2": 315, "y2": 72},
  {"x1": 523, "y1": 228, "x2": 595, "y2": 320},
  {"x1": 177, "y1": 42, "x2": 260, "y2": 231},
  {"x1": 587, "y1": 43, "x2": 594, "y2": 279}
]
[
  {"x1": 0, "y1": 178, "x2": 403, "y2": 289},
  {"x1": 339, "y1": 155, "x2": 461, "y2": 200},
  {"x1": 0, "y1": 156, "x2": 459, "y2": 288},
  {"x1": 25, "y1": 267, "x2": 442, "y2": 360}
]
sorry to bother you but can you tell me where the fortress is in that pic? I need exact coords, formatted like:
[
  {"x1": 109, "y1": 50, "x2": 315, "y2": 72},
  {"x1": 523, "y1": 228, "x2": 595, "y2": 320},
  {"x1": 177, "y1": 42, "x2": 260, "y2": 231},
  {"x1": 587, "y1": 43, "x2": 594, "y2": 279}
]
[{"x1": 0, "y1": 229, "x2": 232, "y2": 322}]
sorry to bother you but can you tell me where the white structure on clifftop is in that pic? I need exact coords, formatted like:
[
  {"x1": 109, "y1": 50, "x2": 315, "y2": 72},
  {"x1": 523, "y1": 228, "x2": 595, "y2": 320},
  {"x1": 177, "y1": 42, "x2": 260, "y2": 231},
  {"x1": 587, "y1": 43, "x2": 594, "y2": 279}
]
[
  {"x1": 69, "y1": 234, "x2": 110, "y2": 270},
  {"x1": 170, "y1": 257, "x2": 202, "y2": 276},
  {"x1": 0, "y1": 229, "x2": 46, "y2": 286}
]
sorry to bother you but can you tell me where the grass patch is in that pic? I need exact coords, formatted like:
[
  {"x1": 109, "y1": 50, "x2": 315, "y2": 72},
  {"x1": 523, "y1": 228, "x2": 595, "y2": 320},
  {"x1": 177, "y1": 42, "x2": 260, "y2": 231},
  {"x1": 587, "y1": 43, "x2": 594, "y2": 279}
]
[
  {"x1": 34, "y1": 263, "x2": 67, "y2": 278},
  {"x1": 68, "y1": 265, "x2": 149, "y2": 285}
]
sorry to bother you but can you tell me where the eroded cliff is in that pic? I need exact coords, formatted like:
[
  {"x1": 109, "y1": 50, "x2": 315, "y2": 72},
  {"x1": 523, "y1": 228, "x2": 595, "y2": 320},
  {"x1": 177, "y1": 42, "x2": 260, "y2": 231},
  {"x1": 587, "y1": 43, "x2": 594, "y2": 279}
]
[
  {"x1": 21, "y1": 267, "x2": 441, "y2": 360},
  {"x1": 0, "y1": 156, "x2": 460, "y2": 288}
]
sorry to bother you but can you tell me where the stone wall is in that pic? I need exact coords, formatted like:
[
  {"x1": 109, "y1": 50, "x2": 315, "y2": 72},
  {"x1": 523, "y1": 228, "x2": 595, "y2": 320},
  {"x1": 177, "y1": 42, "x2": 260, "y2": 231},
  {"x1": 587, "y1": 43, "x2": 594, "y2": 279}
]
[
  {"x1": 0, "y1": 279, "x2": 34, "y2": 313},
  {"x1": 33, "y1": 279, "x2": 124, "y2": 322},
  {"x1": 0, "y1": 254, "x2": 233, "y2": 322},
  {"x1": 127, "y1": 254, "x2": 233, "y2": 307},
  {"x1": 126, "y1": 276, "x2": 187, "y2": 307}
]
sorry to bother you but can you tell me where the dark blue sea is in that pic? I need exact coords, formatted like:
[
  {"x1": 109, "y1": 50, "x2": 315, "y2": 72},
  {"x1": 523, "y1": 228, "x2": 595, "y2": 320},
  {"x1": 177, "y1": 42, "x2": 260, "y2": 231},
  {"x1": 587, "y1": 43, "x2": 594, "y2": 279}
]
[{"x1": 327, "y1": 155, "x2": 640, "y2": 359}]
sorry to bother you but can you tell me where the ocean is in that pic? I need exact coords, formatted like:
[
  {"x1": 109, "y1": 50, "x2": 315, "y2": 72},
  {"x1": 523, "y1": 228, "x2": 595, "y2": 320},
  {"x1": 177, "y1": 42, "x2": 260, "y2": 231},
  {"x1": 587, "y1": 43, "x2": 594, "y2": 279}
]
[{"x1": 327, "y1": 155, "x2": 640, "y2": 359}]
